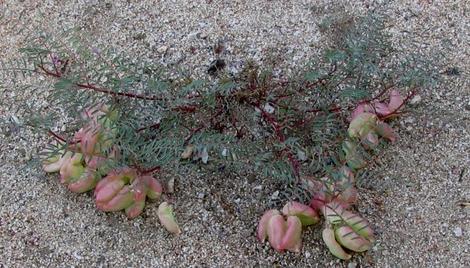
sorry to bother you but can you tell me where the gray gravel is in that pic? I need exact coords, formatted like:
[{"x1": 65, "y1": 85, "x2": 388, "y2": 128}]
[{"x1": 1, "y1": 0, "x2": 469, "y2": 267}]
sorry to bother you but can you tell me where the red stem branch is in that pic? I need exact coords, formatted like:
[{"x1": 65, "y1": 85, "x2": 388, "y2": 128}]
[{"x1": 37, "y1": 63, "x2": 164, "y2": 101}]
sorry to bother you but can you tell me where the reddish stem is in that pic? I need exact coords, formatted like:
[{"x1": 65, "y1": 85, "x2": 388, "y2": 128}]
[
  {"x1": 138, "y1": 165, "x2": 161, "y2": 175},
  {"x1": 47, "y1": 129, "x2": 66, "y2": 142},
  {"x1": 137, "y1": 122, "x2": 161, "y2": 133},
  {"x1": 38, "y1": 63, "x2": 164, "y2": 101},
  {"x1": 75, "y1": 82, "x2": 163, "y2": 101}
]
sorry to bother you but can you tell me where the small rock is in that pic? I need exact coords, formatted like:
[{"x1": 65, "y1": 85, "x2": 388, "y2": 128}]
[
  {"x1": 348, "y1": 262, "x2": 357, "y2": 268},
  {"x1": 305, "y1": 251, "x2": 311, "y2": 258},
  {"x1": 271, "y1": 191, "x2": 279, "y2": 200},
  {"x1": 297, "y1": 150, "x2": 307, "y2": 161},
  {"x1": 157, "y1": 46, "x2": 168, "y2": 53},
  {"x1": 410, "y1": 95, "x2": 422, "y2": 105},
  {"x1": 72, "y1": 252, "x2": 82, "y2": 260},
  {"x1": 197, "y1": 193, "x2": 205, "y2": 199},
  {"x1": 167, "y1": 177, "x2": 175, "y2": 193},
  {"x1": 453, "y1": 227, "x2": 463, "y2": 237},
  {"x1": 253, "y1": 185, "x2": 263, "y2": 191},
  {"x1": 263, "y1": 103, "x2": 275, "y2": 114},
  {"x1": 199, "y1": 32, "x2": 208, "y2": 39},
  {"x1": 201, "y1": 147, "x2": 209, "y2": 164}
]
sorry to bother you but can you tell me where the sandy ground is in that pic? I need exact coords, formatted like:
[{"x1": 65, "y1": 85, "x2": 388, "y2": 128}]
[{"x1": 0, "y1": 0, "x2": 469, "y2": 267}]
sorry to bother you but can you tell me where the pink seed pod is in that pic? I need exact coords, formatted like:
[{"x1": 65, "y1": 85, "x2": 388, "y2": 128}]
[
  {"x1": 322, "y1": 227, "x2": 351, "y2": 260},
  {"x1": 350, "y1": 103, "x2": 367, "y2": 122},
  {"x1": 98, "y1": 186, "x2": 133, "y2": 212},
  {"x1": 125, "y1": 200, "x2": 145, "y2": 219},
  {"x1": 373, "y1": 102, "x2": 391, "y2": 117},
  {"x1": 67, "y1": 169, "x2": 98, "y2": 193},
  {"x1": 80, "y1": 127, "x2": 101, "y2": 155},
  {"x1": 335, "y1": 186, "x2": 358, "y2": 208},
  {"x1": 348, "y1": 112, "x2": 378, "y2": 139},
  {"x1": 257, "y1": 209, "x2": 281, "y2": 242},
  {"x1": 321, "y1": 201, "x2": 347, "y2": 225},
  {"x1": 85, "y1": 156, "x2": 106, "y2": 171},
  {"x1": 94, "y1": 179, "x2": 126, "y2": 203},
  {"x1": 59, "y1": 154, "x2": 85, "y2": 184},
  {"x1": 142, "y1": 176, "x2": 163, "y2": 199},
  {"x1": 131, "y1": 178, "x2": 147, "y2": 202},
  {"x1": 94, "y1": 168, "x2": 136, "y2": 200},
  {"x1": 388, "y1": 89, "x2": 404, "y2": 112},
  {"x1": 375, "y1": 121, "x2": 397, "y2": 142},
  {"x1": 282, "y1": 201, "x2": 319, "y2": 226},
  {"x1": 361, "y1": 131, "x2": 379, "y2": 149},
  {"x1": 43, "y1": 151, "x2": 72, "y2": 173},
  {"x1": 310, "y1": 191, "x2": 329, "y2": 211},
  {"x1": 335, "y1": 226, "x2": 371, "y2": 252},
  {"x1": 280, "y1": 216, "x2": 302, "y2": 253},
  {"x1": 267, "y1": 214, "x2": 287, "y2": 252}
]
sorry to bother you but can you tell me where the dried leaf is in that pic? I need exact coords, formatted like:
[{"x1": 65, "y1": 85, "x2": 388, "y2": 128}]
[{"x1": 181, "y1": 144, "x2": 194, "y2": 159}]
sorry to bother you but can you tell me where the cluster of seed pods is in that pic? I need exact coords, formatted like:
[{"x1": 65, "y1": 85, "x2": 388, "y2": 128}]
[
  {"x1": 42, "y1": 105, "x2": 180, "y2": 234},
  {"x1": 257, "y1": 201, "x2": 320, "y2": 252},
  {"x1": 258, "y1": 90, "x2": 404, "y2": 259}
]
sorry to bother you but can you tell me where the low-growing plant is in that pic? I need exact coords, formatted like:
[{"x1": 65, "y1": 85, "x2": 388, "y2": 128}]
[{"x1": 1, "y1": 12, "x2": 438, "y2": 259}]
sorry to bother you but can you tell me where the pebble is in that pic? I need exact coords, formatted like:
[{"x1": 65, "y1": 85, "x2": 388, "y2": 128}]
[
  {"x1": 410, "y1": 95, "x2": 422, "y2": 105},
  {"x1": 157, "y1": 46, "x2": 168, "y2": 53},
  {"x1": 348, "y1": 262, "x2": 357, "y2": 268},
  {"x1": 453, "y1": 227, "x2": 463, "y2": 237},
  {"x1": 270, "y1": 191, "x2": 279, "y2": 200},
  {"x1": 167, "y1": 177, "x2": 175, "y2": 193},
  {"x1": 253, "y1": 185, "x2": 263, "y2": 191}
]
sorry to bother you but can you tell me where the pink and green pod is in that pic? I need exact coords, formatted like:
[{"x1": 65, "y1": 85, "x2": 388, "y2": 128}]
[
  {"x1": 348, "y1": 112, "x2": 378, "y2": 139},
  {"x1": 280, "y1": 216, "x2": 302, "y2": 253},
  {"x1": 158, "y1": 202, "x2": 181, "y2": 234},
  {"x1": 67, "y1": 169, "x2": 99, "y2": 193},
  {"x1": 59, "y1": 153, "x2": 85, "y2": 184},
  {"x1": 282, "y1": 201, "x2": 319, "y2": 226},
  {"x1": 43, "y1": 151, "x2": 72, "y2": 173},
  {"x1": 97, "y1": 186, "x2": 133, "y2": 211},
  {"x1": 335, "y1": 226, "x2": 372, "y2": 252},
  {"x1": 266, "y1": 214, "x2": 286, "y2": 252},
  {"x1": 257, "y1": 209, "x2": 281, "y2": 242},
  {"x1": 142, "y1": 176, "x2": 163, "y2": 199},
  {"x1": 94, "y1": 168, "x2": 136, "y2": 203},
  {"x1": 322, "y1": 227, "x2": 351, "y2": 260}
]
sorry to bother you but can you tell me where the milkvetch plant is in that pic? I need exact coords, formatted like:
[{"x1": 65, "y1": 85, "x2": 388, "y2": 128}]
[{"x1": 3, "y1": 11, "x2": 438, "y2": 259}]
